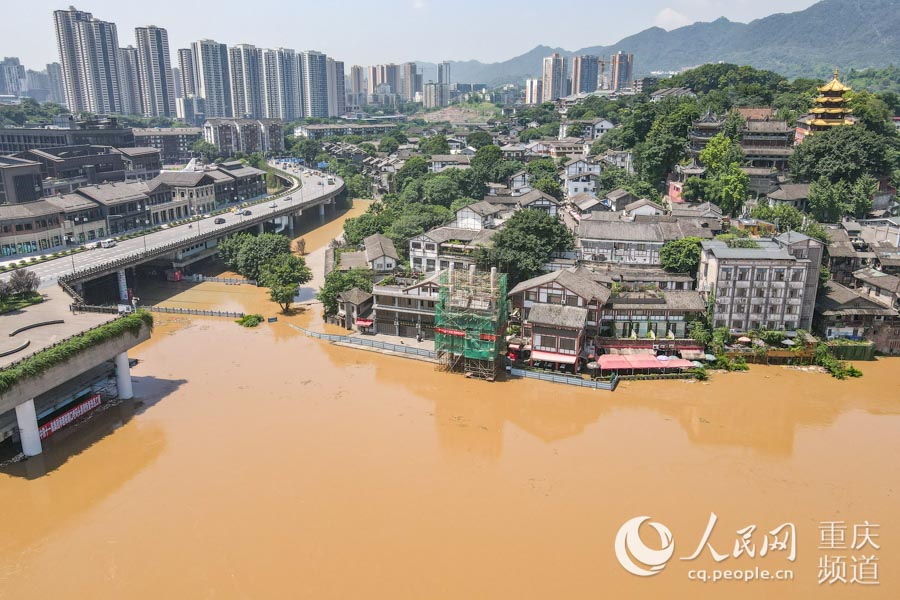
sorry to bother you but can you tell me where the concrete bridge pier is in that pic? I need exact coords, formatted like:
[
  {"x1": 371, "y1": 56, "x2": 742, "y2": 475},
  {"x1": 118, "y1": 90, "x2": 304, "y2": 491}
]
[
  {"x1": 257, "y1": 222, "x2": 264, "y2": 234},
  {"x1": 117, "y1": 269, "x2": 129, "y2": 303},
  {"x1": 115, "y1": 351, "x2": 134, "y2": 400},
  {"x1": 15, "y1": 399, "x2": 42, "y2": 457},
  {"x1": 318, "y1": 203, "x2": 325, "y2": 221}
]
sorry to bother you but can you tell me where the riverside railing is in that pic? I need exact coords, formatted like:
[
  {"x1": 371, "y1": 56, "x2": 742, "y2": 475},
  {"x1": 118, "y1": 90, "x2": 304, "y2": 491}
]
[
  {"x1": 289, "y1": 324, "x2": 436, "y2": 358},
  {"x1": 509, "y1": 367, "x2": 619, "y2": 391}
]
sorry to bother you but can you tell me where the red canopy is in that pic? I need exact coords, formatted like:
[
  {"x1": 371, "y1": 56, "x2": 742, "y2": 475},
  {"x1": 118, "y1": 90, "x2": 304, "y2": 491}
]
[
  {"x1": 355, "y1": 318, "x2": 373, "y2": 327},
  {"x1": 598, "y1": 355, "x2": 632, "y2": 370}
]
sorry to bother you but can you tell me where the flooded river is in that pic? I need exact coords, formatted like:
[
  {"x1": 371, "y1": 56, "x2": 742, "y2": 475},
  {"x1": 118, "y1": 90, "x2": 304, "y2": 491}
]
[{"x1": 1, "y1": 200, "x2": 898, "y2": 599}]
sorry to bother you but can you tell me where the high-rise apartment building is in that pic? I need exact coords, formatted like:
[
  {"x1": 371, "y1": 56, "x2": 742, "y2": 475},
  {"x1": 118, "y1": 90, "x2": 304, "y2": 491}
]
[
  {"x1": 261, "y1": 48, "x2": 302, "y2": 121},
  {"x1": 366, "y1": 65, "x2": 378, "y2": 95},
  {"x1": 326, "y1": 58, "x2": 345, "y2": 117},
  {"x1": 191, "y1": 39, "x2": 232, "y2": 117},
  {"x1": 229, "y1": 44, "x2": 264, "y2": 119},
  {"x1": 177, "y1": 48, "x2": 197, "y2": 97},
  {"x1": 300, "y1": 51, "x2": 328, "y2": 118},
  {"x1": 0, "y1": 58, "x2": 27, "y2": 97},
  {"x1": 525, "y1": 78, "x2": 543, "y2": 105},
  {"x1": 53, "y1": 7, "x2": 123, "y2": 113},
  {"x1": 401, "y1": 62, "x2": 420, "y2": 101},
  {"x1": 541, "y1": 53, "x2": 567, "y2": 102},
  {"x1": 172, "y1": 67, "x2": 182, "y2": 98},
  {"x1": 381, "y1": 64, "x2": 401, "y2": 95},
  {"x1": 571, "y1": 55, "x2": 599, "y2": 95},
  {"x1": 117, "y1": 46, "x2": 142, "y2": 116},
  {"x1": 610, "y1": 51, "x2": 634, "y2": 91},
  {"x1": 46, "y1": 62, "x2": 65, "y2": 105},
  {"x1": 135, "y1": 25, "x2": 177, "y2": 117},
  {"x1": 423, "y1": 82, "x2": 448, "y2": 109},
  {"x1": 349, "y1": 65, "x2": 366, "y2": 106},
  {"x1": 437, "y1": 61, "x2": 451, "y2": 85}
]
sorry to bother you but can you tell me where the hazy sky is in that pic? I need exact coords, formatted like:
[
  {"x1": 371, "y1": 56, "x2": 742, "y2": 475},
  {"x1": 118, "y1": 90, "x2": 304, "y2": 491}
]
[{"x1": 3, "y1": 0, "x2": 819, "y2": 70}]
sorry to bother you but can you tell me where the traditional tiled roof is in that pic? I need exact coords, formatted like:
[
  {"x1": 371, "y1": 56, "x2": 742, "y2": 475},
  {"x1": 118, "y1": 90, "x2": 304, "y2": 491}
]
[
  {"x1": 527, "y1": 303, "x2": 588, "y2": 329},
  {"x1": 364, "y1": 233, "x2": 399, "y2": 262}
]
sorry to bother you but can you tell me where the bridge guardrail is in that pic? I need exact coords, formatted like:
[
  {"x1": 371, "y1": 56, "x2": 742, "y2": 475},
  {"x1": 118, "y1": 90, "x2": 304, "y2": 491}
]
[{"x1": 289, "y1": 324, "x2": 436, "y2": 358}]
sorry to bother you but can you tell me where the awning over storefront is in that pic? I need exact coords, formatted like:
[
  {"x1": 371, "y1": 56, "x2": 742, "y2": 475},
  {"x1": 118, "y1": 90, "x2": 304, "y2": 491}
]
[
  {"x1": 597, "y1": 355, "x2": 632, "y2": 370},
  {"x1": 531, "y1": 350, "x2": 578, "y2": 364},
  {"x1": 679, "y1": 349, "x2": 706, "y2": 360},
  {"x1": 355, "y1": 318, "x2": 374, "y2": 327},
  {"x1": 597, "y1": 354, "x2": 696, "y2": 371}
]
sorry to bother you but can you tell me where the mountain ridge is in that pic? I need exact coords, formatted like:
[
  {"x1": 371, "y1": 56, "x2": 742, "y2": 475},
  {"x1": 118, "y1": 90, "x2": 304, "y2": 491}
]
[{"x1": 415, "y1": 0, "x2": 900, "y2": 85}]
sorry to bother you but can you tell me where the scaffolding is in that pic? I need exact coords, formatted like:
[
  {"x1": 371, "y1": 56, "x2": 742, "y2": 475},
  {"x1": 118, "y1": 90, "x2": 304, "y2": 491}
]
[{"x1": 434, "y1": 265, "x2": 508, "y2": 381}]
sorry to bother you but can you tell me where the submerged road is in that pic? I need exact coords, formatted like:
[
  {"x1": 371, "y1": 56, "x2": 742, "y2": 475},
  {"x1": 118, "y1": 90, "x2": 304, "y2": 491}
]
[{"x1": 2, "y1": 164, "x2": 342, "y2": 289}]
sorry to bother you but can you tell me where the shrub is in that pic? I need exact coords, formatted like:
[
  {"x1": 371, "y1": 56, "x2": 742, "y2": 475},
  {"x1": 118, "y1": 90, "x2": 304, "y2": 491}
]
[{"x1": 236, "y1": 314, "x2": 264, "y2": 327}]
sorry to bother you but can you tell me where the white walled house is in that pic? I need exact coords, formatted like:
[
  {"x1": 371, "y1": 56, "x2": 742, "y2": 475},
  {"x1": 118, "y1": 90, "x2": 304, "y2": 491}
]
[{"x1": 454, "y1": 201, "x2": 503, "y2": 230}]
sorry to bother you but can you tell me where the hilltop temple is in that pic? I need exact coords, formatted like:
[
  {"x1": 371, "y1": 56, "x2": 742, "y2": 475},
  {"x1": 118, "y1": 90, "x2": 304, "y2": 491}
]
[{"x1": 795, "y1": 69, "x2": 856, "y2": 143}]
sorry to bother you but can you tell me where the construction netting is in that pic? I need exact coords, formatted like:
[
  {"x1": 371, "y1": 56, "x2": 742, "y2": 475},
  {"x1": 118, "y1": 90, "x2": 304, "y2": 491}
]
[{"x1": 434, "y1": 267, "x2": 508, "y2": 380}]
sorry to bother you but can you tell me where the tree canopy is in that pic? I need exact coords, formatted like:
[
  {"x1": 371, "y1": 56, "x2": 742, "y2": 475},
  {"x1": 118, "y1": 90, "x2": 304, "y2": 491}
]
[
  {"x1": 660, "y1": 237, "x2": 703, "y2": 275},
  {"x1": 474, "y1": 209, "x2": 573, "y2": 284}
]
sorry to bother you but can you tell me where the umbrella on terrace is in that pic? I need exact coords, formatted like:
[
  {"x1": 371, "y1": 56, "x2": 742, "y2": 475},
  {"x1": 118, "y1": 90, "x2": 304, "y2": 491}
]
[
  {"x1": 737, "y1": 336, "x2": 752, "y2": 343},
  {"x1": 781, "y1": 339, "x2": 796, "y2": 346},
  {"x1": 704, "y1": 354, "x2": 717, "y2": 361}
]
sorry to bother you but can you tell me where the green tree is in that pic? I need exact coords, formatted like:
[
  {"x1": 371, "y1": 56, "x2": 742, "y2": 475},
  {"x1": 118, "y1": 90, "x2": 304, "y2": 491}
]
[
  {"x1": 660, "y1": 237, "x2": 703, "y2": 275},
  {"x1": 317, "y1": 269, "x2": 373, "y2": 316},
  {"x1": 394, "y1": 156, "x2": 428, "y2": 191},
  {"x1": 790, "y1": 125, "x2": 892, "y2": 184},
  {"x1": 420, "y1": 134, "x2": 450, "y2": 155},
  {"x1": 191, "y1": 140, "x2": 218, "y2": 162},
  {"x1": 681, "y1": 176, "x2": 708, "y2": 202},
  {"x1": 259, "y1": 254, "x2": 312, "y2": 312},
  {"x1": 722, "y1": 110, "x2": 745, "y2": 141},
  {"x1": 849, "y1": 90, "x2": 896, "y2": 137},
  {"x1": 292, "y1": 139, "x2": 322, "y2": 164},
  {"x1": 518, "y1": 128, "x2": 543, "y2": 143},
  {"x1": 470, "y1": 144, "x2": 502, "y2": 182},
  {"x1": 378, "y1": 136, "x2": 400, "y2": 154},
  {"x1": 849, "y1": 174, "x2": 877, "y2": 218},
  {"x1": 235, "y1": 234, "x2": 292, "y2": 281},
  {"x1": 525, "y1": 158, "x2": 558, "y2": 181},
  {"x1": 808, "y1": 177, "x2": 850, "y2": 223},
  {"x1": 474, "y1": 209, "x2": 573, "y2": 284},
  {"x1": 343, "y1": 210, "x2": 390, "y2": 246},
  {"x1": 422, "y1": 176, "x2": 461, "y2": 207},
  {"x1": 699, "y1": 133, "x2": 744, "y2": 174},
  {"x1": 713, "y1": 163, "x2": 750, "y2": 216},
  {"x1": 466, "y1": 131, "x2": 493, "y2": 149},
  {"x1": 8, "y1": 269, "x2": 40, "y2": 295},
  {"x1": 533, "y1": 176, "x2": 563, "y2": 201}
]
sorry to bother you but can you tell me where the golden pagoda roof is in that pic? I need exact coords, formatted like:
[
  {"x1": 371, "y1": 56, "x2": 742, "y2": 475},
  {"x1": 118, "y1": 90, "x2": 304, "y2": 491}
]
[
  {"x1": 819, "y1": 69, "x2": 851, "y2": 93},
  {"x1": 814, "y1": 95, "x2": 848, "y2": 103},
  {"x1": 811, "y1": 107, "x2": 854, "y2": 115},
  {"x1": 810, "y1": 118, "x2": 855, "y2": 127}
]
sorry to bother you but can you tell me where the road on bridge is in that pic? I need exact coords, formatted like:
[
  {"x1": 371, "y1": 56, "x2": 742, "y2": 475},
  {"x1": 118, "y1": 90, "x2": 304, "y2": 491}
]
[{"x1": 2, "y1": 164, "x2": 341, "y2": 289}]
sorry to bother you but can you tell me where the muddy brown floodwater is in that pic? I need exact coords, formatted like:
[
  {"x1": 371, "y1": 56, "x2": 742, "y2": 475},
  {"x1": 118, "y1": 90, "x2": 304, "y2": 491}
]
[{"x1": 1, "y1": 199, "x2": 899, "y2": 599}]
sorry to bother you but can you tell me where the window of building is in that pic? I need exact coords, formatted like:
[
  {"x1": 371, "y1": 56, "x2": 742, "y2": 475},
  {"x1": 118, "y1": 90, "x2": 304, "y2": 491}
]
[
  {"x1": 534, "y1": 334, "x2": 557, "y2": 351},
  {"x1": 737, "y1": 268, "x2": 750, "y2": 281},
  {"x1": 547, "y1": 293, "x2": 563, "y2": 305},
  {"x1": 566, "y1": 295, "x2": 580, "y2": 306},
  {"x1": 558, "y1": 337, "x2": 576, "y2": 353},
  {"x1": 774, "y1": 269, "x2": 786, "y2": 282},
  {"x1": 525, "y1": 291, "x2": 537, "y2": 302},
  {"x1": 791, "y1": 269, "x2": 803, "y2": 282},
  {"x1": 721, "y1": 268, "x2": 733, "y2": 281},
  {"x1": 411, "y1": 241, "x2": 422, "y2": 250},
  {"x1": 755, "y1": 269, "x2": 768, "y2": 281}
]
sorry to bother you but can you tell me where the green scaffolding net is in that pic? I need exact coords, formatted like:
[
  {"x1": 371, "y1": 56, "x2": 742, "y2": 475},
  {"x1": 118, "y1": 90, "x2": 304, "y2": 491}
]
[{"x1": 434, "y1": 268, "x2": 508, "y2": 380}]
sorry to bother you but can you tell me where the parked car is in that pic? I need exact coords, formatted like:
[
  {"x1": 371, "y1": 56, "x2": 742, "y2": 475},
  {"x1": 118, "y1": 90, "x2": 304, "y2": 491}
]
[
  {"x1": 242, "y1": 210, "x2": 252, "y2": 216},
  {"x1": 214, "y1": 217, "x2": 226, "y2": 224},
  {"x1": 268, "y1": 202, "x2": 277, "y2": 208}
]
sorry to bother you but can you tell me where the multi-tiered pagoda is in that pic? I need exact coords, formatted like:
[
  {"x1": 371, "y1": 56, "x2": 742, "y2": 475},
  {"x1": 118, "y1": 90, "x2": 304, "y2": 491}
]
[{"x1": 796, "y1": 69, "x2": 856, "y2": 143}]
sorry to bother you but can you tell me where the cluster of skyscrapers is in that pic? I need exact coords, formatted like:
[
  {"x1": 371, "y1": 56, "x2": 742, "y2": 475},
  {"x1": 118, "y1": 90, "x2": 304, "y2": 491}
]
[
  {"x1": 345, "y1": 60, "x2": 450, "y2": 109},
  {"x1": 526, "y1": 51, "x2": 634, "y2": 104},
  {"x1": 47, "y1": 6, "x2": 344, "y2": 123}
]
